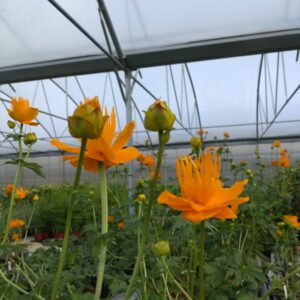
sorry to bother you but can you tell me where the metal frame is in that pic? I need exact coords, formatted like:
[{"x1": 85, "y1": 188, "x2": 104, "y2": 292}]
[{"x1": 1, "y1": 27, "x2": 300, "y2": 84}]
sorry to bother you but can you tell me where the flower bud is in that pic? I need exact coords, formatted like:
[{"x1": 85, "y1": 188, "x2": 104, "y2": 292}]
[
  {"x1": 245, "y1": 169, "x2": 253, "y2": 178},
  {"x1": 68, "y1": 97, "x2": 107, "y2": 139},
  {"x1": 7, "y1": 120, "x2": 16, "y2": 129},
  {"x1": 190, "y1": 136, "x2": 201, "y2": 152},
  {"x1": 23, "y1": 132, "x2": 37, "y2": 146},
  {"x1": 137, "y1": 194, "x2": 146, "y2": 201},
  {"x1": 152, "y1": 240, "x2": 170, "y2": 257},
  {"x1": 160, "y1": 130, "x2": 171, "y2": 144},
  {"x1": 32, "y1": 194, "x2": 39, "y2": 201},
  {"x1": 144, "y1": 100, "x2": 176, "y2": 132}
]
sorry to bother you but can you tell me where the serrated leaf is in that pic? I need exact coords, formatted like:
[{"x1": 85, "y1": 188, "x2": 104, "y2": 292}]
[
  {"x1": 23, "y1": 161, "x2": 45, "y2": 178},
  {"x1": 4, "y1": 159, "x2": 21, "y2": 166},
  {"x1": 6, "y1": 133, "x2": 20, "y2": 141}
]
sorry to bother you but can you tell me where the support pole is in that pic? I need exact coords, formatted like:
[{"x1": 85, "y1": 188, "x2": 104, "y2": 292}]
[{"x1": 125, "y1": 70, "x2": 134, "y2": 213}]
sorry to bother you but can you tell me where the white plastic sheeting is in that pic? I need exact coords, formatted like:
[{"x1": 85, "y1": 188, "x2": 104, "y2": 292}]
[
  {"x1": 0, "y1": 51, "x2": 300, "y2": 155},
  {"x1": 1, "y1": 0, "x2": 300, "y2": 69}
]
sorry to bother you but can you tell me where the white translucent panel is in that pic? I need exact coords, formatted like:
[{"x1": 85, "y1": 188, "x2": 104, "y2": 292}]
[
  {"x1": 0, "y1": 51, "x2": 300, "y2": 155},
  {"x1": 106, "y1": 0, "x2": 300, "y2": 51},
  {"x1": 0, "y1": 0, "x2": 104, "y2": 68}
]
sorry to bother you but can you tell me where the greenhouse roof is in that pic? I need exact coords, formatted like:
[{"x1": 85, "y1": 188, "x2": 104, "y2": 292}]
[
  {"x1": 0, "y1": 1, "x2": 300, "y2": 156},
  {"x1": 1, "y1": 0, "x2": 300, "y2": 83}
]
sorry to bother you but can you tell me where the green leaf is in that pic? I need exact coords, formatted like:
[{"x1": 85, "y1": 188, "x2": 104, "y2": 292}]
[
  {"x1": 4, "y1": 159, "x2": 20, "y2": 166},
  {"x1": 6, "y1": 133, "x2": 20, "y2": 141},
  {"x1": 23, "y1": 161, "x2": 45, "y2": 178}
]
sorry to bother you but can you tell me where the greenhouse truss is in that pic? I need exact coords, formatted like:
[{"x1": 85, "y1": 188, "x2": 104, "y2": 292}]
[{"x1": 0, "y1": 0, "x2": 300, "y2": 157}]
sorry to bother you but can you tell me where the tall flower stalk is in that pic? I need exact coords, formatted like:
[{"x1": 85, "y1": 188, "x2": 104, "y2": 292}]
[
  {"x1": 158, "y1": 149, "x2": 249, "y2": 299},
  {"x1": 125, "y1": 99, "x2": 176, "y2": 300},
  {"x1": 51, "y1": 103, "x2": 139, "y2": 298},
  {"x1": 94, "y1": 162, "x2": 108, "y2": 299},
  {"x1": 2, "y1": 97, "x2": 39, "y2": 245},
  {"x1": 51, "y1": 97, "x2": 106, "y2": 299},
  {"x1": 50, "y1": 138, "x2": 87, "y2": 300}
]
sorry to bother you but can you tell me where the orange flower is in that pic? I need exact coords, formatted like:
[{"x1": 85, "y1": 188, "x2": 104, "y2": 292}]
[
  {"x1": 142, "y1": 155, "x2": 155, "y2": 168},
  {"x1": 12, "y1": 233, "x2": 22, "y2": 241},
  {"x1": 283, "y1": 215, "x2": 300, "y2": 228},
  {"x1": 272, "y1": 150, "x2": 291, "y2": 168},
  {"x1": 117, "y1": 221, "x2": 125, "y2": 230},
  {"x1": 197, "y1": 128, "x2": 204, "y2": 135},
  {"x1": 223, "y1": 132, "x2": 230, "y2": 138},
  {"x1": 51, "y1": 107, "x2": 140, "y2": 172},
  {"x1": 280, "y1": 149, "x2": 287, "y2": 156},
  {"x1": 158, "y1": 150, "x2": 249, "y2": 223},
  {"x1": 16, "y1": 187, "x2": 28, "y2": 200},
  {"x1": 9, "y1": 219, "x2": 25, "y2": 229},
  {"x1": 108, "y1": 215, "x2": 115, "y2": 223},
  {"x1": 137, "y1": 154, "x2": 145, "y2": 163},
  {"x1": 4, "y1": 184, "x2": 13, "y2": 196},
  {"x1": 7, "y1": 97, "x2": 39, "y2": 126},
  {"x1": 272, "y1": 140, "x2": 281, "y2": 148}
]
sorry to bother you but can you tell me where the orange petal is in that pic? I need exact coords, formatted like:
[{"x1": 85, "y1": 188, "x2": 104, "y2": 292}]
[
  {"x1": 158, "y1": 191, "x2": 200, "y2": 211},
  {"x1": 113, "y1": 147, "x2": 140, "y2": 165},
  {"x1": 181, "y1": 209, "x2": 220, "y2": 223},
  {"x1": 51, "y1": 139, "x2": 81, "y2": 154},
  {"x1": 214, "y1": 207, "x2": 237, "y2": 219},
  {"x1": 207, "y1": 179, "x2": 248, "y2": 208},
  {"x1": 101, "y1": 107, "x2": 116, "y2": 145},
  {"x1": 113, "y1": 121, "x2": 135, "y2": 151},
  {"x1": 83, "y1": 157, "x2": 99, "y2": 173}
]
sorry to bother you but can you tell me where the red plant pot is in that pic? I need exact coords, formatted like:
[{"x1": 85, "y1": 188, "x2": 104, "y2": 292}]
[
  {"x1": 53, "y1": 232, "x2": 65, "y2": 240},
  {"x1": 72, "y1": 231, "x2": 82, "y2": 238},
  {"x1": 34, "y1": 232, "x2": 45, "y2": 242}
]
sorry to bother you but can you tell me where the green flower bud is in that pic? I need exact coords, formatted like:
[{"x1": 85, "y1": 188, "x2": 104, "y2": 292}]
[
  {"x1": 68, "y1": 97, "x2": 108, "y2": 139},
  {"x1": 152, "y1": 240, "x2": 170, "y2": 257},
  {"x1": 190, "y1": 136, "x2": 201, "y2": 151},
  {"x1": 7, "y1": 120, "x2": 16, "y2": 129},
  {"x1": 144, "y1": 100, "x2": 176, "y2": 132},
  {"x1": 161, "y1": 130, "x2": 171, "y2": 144},
  {"x1": 23, "y1": 132, "x2": 37, "y2": 146}
]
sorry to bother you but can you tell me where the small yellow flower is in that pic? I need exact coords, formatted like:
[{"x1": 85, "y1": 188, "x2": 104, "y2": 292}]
[
  {"x1": 7, "y1": 97, "x2": 39, "y2": 126},
  {"x1": 137, "y1": 194, "x2": 146, "y2": 201},
  {"x1": 16, "y1": 187, "x2": 28, "y2": 200},
  {"x1": 32, "y1": 194, "x2": 39, "y2": 201},
  {"x1": 12, "y1": 233, "x2": 22, "y2": 241},
  {"x1": 276, "y1": 230, "x2": 283, "y2": 237}
]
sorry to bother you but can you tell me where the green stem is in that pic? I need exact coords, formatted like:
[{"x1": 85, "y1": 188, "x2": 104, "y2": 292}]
[
  {"x1": 24, "y1": 201, "x2": 36, "y2": 240},
  {"x1": 94, "y1": 162, "x2": 108, "y2": 300},
  {"x1": 1, "y1": 124, "x2": 23, "y2": 245},
  {"x1": 199, "y1": 221, "x2": 205, "y2": 300},
  {"x1": 50, "y1": 138, "x2": 87, "y2": 300},
  {"x1": 189, "y1": 227, "x2": 197, "y2": 297},
  {"x1": 161, "y1": 257, "x2": 192, "y2": 300},
  {"x1": 124, "y1": 131, "x2": 165, "y2": 300},
  {"x1": 260, "y1": 267, "x2": 300, "y2": 300},
  {"x1": 0, "y1": 268, "x2": 28, "y2": 295}
]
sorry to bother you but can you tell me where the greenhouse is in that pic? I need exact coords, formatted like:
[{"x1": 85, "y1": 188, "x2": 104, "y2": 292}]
[{"x1": 0, "y1": 0, "x2": 300, "y2": 299}]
